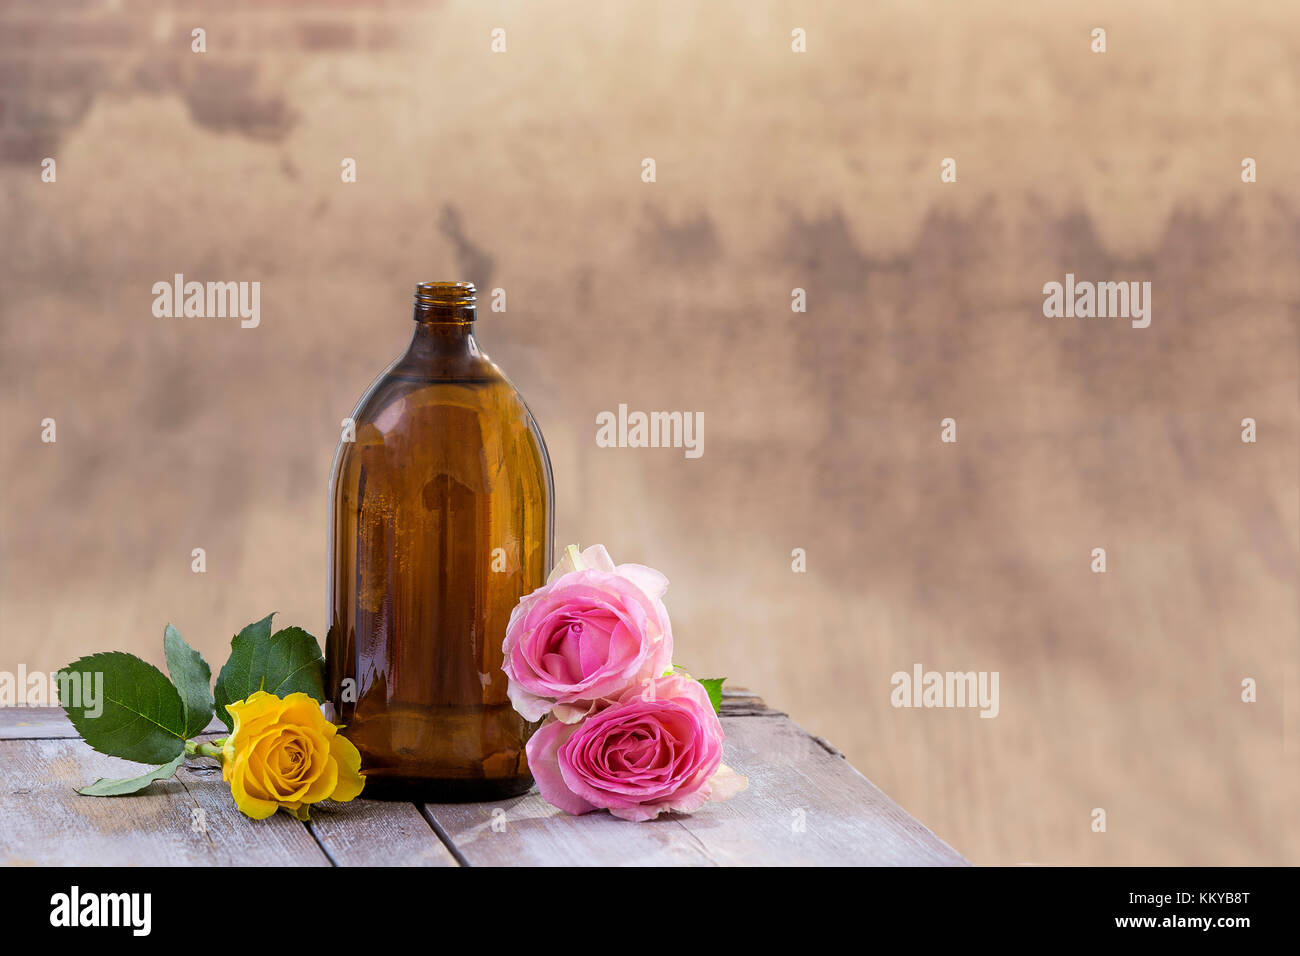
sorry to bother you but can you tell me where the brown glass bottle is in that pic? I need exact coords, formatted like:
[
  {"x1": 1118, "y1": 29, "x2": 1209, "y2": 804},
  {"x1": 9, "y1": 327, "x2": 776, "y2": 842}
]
[{"x1": 326, "y1": 281, "x2": 553, "y2": 801}]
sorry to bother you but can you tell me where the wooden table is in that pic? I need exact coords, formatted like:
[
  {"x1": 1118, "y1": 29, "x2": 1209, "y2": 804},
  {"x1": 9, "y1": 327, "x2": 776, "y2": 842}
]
[{"x1": 0, "y1": 691, "x2": 967, "y2": 866}]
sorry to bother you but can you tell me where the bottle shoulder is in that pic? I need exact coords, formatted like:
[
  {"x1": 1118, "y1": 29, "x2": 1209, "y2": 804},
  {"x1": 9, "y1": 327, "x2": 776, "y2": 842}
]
[
  {"x1": 347, "y1": 354, "x2": 520, "y2": 422},
  {"x1": 337, "y1": 353, "x2": 548, "y2": 455},
  {"x1": 329, "y1": 338, "x2": 552, "y2": 499}
]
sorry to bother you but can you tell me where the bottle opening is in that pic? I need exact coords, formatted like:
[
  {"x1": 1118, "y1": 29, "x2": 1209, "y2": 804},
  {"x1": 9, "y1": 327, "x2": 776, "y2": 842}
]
[{"x1": 414, "y1": 281, "x2": 476, "y2": 322}]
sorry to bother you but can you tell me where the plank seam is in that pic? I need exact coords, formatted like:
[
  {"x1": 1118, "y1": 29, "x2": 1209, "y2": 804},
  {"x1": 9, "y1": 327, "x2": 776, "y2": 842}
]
[
  {"x1": 173, "y1": 770, "x2": 221, "y2": 855},
  {"x1": 303, "y1": 819, "x2": 341, "y2": 867},
  {"x1": 416, "y1": 805, "x2": 471, "y2": 867}
]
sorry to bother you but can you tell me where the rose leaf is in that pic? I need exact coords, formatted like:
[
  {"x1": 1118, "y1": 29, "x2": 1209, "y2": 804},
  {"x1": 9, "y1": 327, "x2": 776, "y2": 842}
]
[
  {"x1": 164, "y1": 624, "x2": 214, "y2": 739},
  {"x1": 699, "y1": 677, "x2": 726, "y2": 714},
  {"x1": 77, "y1": 753, "x2": 187, "y2": 797},
  {"x1": 58, "y1": 652, "x2": 189, "y2": 764}
]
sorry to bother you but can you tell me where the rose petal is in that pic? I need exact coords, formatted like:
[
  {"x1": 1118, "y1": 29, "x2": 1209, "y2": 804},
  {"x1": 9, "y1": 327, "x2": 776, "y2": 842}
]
[
  {"x1": 546, "y1": 544, "x2": 618, "y2": 583},
  {"x1": 614, "y1": 562, "x2": 669, "y2": 601},
  {"x1": 704, "y1": 763, "x2": 748, "y2": 803},
  {"x1": 507, "y1": 681, "x2": 554, "y2": 722},
  {"x1": 551, "y1": 701, "x2": 596, "y2": 724},
  {"x1": 526, "y1": 719, "x2": 595, "y2": 816}
]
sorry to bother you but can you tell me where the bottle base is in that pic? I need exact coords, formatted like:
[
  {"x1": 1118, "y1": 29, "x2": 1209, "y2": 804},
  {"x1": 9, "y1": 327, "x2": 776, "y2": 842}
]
[{"x1": 360, "y1": 775, "x2": 536, "y2": 803}]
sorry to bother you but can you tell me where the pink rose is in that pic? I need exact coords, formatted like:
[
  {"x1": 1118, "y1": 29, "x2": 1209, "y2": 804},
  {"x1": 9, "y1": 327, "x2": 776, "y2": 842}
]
[
  {"x1": 503, "y1": 545, "x2": 674, "y2": 722},
  {"x1": 525, "y1": 673, "x2": 747, "y2": 821}
]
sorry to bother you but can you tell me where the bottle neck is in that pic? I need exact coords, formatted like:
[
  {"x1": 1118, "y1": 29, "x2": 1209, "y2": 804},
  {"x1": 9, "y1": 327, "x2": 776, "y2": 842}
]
[
  {"x1": 412, "y1": 301, "x2": 476, "y2": 325},
  {"x1": 407, "y1": 317, "x2": 480, "y2": 360},
  {"x1": 403, "y1": 281, "x2": 483, "y2": 368}
]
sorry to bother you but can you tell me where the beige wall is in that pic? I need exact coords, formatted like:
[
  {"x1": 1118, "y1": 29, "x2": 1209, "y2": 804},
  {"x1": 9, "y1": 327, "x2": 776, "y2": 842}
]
[{"x1": 1, "y1": 0, "x2": 1297, "y2": 864}]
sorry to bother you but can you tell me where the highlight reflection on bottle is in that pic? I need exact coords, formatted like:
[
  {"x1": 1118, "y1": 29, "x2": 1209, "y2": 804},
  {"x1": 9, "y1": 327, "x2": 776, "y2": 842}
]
[{"x1": 326, "y1": 281, "x2": 553, "y2": 801}]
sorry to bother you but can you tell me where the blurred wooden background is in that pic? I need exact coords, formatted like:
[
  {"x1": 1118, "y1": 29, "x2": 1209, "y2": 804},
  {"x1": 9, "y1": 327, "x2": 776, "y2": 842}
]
[{"x1": 0, "y1": 0, "x2": 1296, "y2": 864}]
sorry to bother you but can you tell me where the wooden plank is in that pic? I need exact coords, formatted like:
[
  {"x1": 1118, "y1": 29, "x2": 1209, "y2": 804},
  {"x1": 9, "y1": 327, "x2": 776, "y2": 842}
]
[
  {"x1": 423, "y1": 794, "x2": 720, "y2": 866},
  {"x1": 0, "y1": 738, "x2": 330, "y2": 866},
  {"x1": 426, "y1": 714, "x2": 967, "y2": 866},
  {"x1": 669, "y1": 715, "x2": 968, "y2": 865},
  {"x1": 718, "y1": 692, "x2": 783, "y2": 718},
  {"x1": 0, "y1": 707, "x2": 79, "y2": 739},
  {"x1": 0, "y1": 706, "x2": 966, "y2": 866},
  {"x1": 0, "y1": 708, "x2": 227, "y2": 740},
  {"x1": 306, "y1": 799, "x2": 460, "y2": 867}
]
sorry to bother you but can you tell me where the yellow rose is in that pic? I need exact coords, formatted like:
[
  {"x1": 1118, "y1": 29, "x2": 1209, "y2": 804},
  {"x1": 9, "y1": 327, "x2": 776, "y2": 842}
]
[{"x1": 221, "y1": 691, "x2": 365, "y2": 820}]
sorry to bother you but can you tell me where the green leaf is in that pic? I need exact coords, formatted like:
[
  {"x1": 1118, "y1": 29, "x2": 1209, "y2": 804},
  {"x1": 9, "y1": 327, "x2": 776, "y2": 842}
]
[
  {"x1": 58, "y1": 652, "x2": 188, "y2": 764},
  {"x1": 212, "y1": 613, "x2": 274, "y2": 730},
  {"x1": 699, "y1": 677, "x2": 726, "y2": 714},
  {"x1": 257, "y1": 626, "x2": 326, "y2": 701},
  {"x1": 213, "y1": 615, "x2": 325, "y2": 731},
  {"x1": 164, "y1": 624, "x2": 214, "y2": 739},
  {"x1": 77, "y1": 753, "x2": 186, "y2": 797}
]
